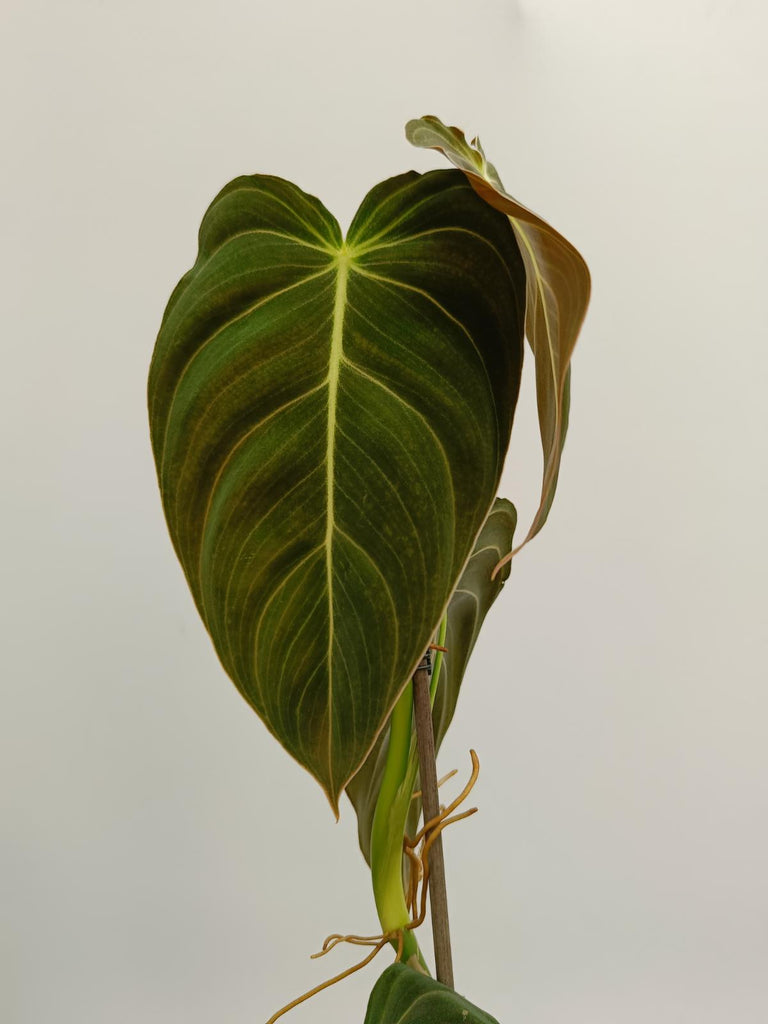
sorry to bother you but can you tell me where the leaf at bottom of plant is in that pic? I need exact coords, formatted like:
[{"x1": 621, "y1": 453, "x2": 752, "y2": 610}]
[{"x1": 364, "y1": 963, "x2": 501, "y2": 1024}]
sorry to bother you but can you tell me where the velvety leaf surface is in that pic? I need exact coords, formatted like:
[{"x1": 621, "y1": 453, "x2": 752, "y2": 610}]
[
  {"x1": 347, "y1": 498, "x2": 516, "y2": 862},
  {"x1": 365, "y1": 963, "x2": 501, "y2": 1024},
  {"x1": 148, "y1": 170, "x2": 526, "y2": 811},
  {"x1": 407, "y1": 115, "x2": 591, "y2": 566}
]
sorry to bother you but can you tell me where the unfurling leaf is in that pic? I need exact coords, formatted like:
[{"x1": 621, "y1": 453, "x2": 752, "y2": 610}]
[
  {"x1": 148, "y1": 170, "x2": 526, "y2": 812},
  {"x1": 407, "y1": 115, "x2": 591, "y2": 569},
  {"x1": 364, "y1": 963, "x2": 501, "y2": 1024},
  {"x1": 347, "y1": 497, "x2": 516, "y2": 861}
]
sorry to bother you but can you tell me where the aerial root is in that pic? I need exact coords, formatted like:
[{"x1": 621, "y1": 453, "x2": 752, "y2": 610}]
[
  {"x1": 403, "y1": 749, "x2": 480, "y2": 931},
  {"x1": 408, "y1": 749, "x2": 479, "y2": 848},
  {"x1": 311, "y1": 932, "x2": 389, "y2": 957},
  {"x1": 265, "y1": 751, "x2": 479, "y2": 1024},
  {"x1": 265, "y1": 934, "x2": 395, "y2": 1024},
  {"x1": 412, "y1": 767, "x2": 458, "y2": 801},
  {"x1": 403, "y1": 842, "x2": 423, "y2": 917}
]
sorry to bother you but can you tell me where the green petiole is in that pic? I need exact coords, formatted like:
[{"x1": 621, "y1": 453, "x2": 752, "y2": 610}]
[{"x1": 369, "y1": 615, "x2": 448, "y2": 971}]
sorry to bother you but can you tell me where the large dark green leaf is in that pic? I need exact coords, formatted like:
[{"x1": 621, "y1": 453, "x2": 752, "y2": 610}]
[
  {"x1": 148, "y1": 170, "x2": 526, "y2": 812},
  {"x1": 365, "y1": 963, "x2": 501, "y2": 1024},
  {"x1": 347, "y1": 498, "x2": 516, "y2": 860},
  {"x1": 407, "y1": 115, "x2": 591, "y2": 567}
]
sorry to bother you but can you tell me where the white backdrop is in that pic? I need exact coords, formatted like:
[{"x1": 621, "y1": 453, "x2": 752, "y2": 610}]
[{"x1": 2, "y1": 2, "x2": 766, "y2": 1022}]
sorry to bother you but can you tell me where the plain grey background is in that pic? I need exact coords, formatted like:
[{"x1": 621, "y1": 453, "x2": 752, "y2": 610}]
[{"x1": 2, "y1": 1, "x2": 766, "y2": 1021}]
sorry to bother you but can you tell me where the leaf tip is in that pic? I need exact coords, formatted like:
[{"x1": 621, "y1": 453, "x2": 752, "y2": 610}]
[
  {"x1": 325, "y1": 789, "x2": 342, "y2": 822},
  {"x1": 404, "y1": 114, "x2": 437, "y2": 146}
]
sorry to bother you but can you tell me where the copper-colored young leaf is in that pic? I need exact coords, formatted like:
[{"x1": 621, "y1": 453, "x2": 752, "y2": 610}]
[{"x1": 406, "y1": 115, "x2": 591, "y2": 570}]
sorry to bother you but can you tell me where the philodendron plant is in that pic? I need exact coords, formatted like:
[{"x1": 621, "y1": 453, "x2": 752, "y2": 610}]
[{"x1": 148, "y1": 115, "x2": 590, "y2": 1022}]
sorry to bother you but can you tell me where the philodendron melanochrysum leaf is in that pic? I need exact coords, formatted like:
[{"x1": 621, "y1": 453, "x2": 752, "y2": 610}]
[
  {"x1": 407, "y1": 115, "x2": 591, "y2": 568},
  {"x1": 365, "y1": 963, "x2": 501, "y2": 1024},
  {"x1": 148, "y1": 169, "x2": 526, "y2": 812},
  {"x1": 347, "y1": 497, "x2": 516, "y2": 862}
]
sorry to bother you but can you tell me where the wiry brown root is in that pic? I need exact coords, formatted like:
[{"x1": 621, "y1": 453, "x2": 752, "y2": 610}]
[
  {"x1": 403, "y1": 750, "x2": 480, "y2": 932},
  {"x1": 311, "y1": 932, "x2": 389, "y2": 958},
  {"x1": 265, "y1": 751, "x2": 479, "y2": 1024},
  {"x1": 412, "y1": 767, "x2": 459, "y2": 801},
  {"x1": 265, "y1": 935, "x2": 394, "y2": 1024}
]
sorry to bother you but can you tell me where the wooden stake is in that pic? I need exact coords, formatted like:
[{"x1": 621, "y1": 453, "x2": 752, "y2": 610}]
[{"x1": 412, "y1": 657, "x2": 454, "y2": 989}]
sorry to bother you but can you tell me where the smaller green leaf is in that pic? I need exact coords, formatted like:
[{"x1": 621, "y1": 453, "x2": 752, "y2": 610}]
[
  {"x1": 431, "y1": 498, "x2": 516, "y2": 753},
  {"x1": 364, "y1": 963, "x2": 501, "y2": 1024},
  {"x1": 347, "y1": 498, "x2": 516, "y2": 862},
  {"x1": 406, "y1": 114, "x2": 591, "y2": 568}
]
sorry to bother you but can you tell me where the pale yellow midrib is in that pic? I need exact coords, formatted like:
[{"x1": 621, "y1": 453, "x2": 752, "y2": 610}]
[{"x1": 324, "y1": 246, "x2": 351, "y2": 781}]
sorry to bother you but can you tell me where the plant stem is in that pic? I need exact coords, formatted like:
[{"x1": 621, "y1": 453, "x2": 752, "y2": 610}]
[
  {"x1": 370, "y1": 682, "x2": 423, "y2": 967},
  {"x1": 412, "y1": 661, "x2": 455, "y2": 989}
]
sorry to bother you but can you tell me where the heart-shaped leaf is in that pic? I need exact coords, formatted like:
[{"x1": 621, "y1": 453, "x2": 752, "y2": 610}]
[
  {"x1": 406, "y1": 115, "x2": 591, "y2": 568},
  {"x1": 364, "y1": 963, "x2": 501, "y2": 1024},
  {"x1": 347, "y1": 498, "x2": 516, "y2": 861},
  {"x1": 148, "y1": 169, "x2": 526, "y2": 812}
]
